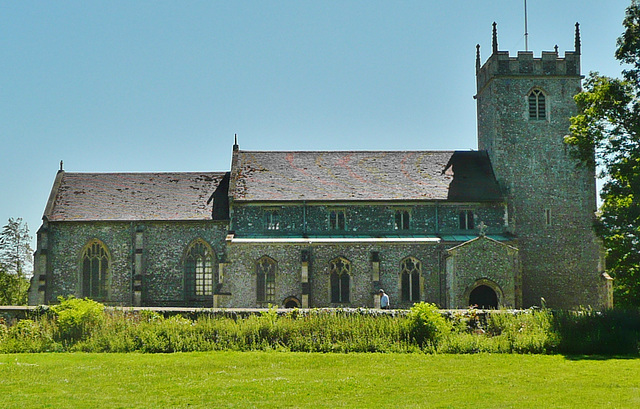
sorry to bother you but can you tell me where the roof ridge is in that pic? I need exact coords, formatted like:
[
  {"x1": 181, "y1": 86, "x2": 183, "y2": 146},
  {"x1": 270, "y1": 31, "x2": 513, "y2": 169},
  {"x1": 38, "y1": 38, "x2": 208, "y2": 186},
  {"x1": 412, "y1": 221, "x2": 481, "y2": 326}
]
[{"x1": 237, "y1": 149, "x2": 460, "y2": 153}]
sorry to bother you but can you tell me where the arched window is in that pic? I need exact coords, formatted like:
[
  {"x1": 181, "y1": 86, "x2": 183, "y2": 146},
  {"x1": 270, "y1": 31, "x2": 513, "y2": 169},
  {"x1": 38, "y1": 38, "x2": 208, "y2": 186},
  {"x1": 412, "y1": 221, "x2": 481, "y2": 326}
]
[
  {"x1": 185, "y1": 240, "x2": 215, "y2": 297},
  {"x1": 401, "y1": 257, "x2": 421, "y2": 302},
  {"x1": 81, "y1": 240, "x2": 110, "y2": 300},
  {"x1": 257, "y1": 256, "x2": 277, "y2": 304},
  {"x1": 329, "y1": 257, "x2": 351, "y2": 303},
  {"x1": 528, "y1": 89, "x2": 546, "y2": 120}
]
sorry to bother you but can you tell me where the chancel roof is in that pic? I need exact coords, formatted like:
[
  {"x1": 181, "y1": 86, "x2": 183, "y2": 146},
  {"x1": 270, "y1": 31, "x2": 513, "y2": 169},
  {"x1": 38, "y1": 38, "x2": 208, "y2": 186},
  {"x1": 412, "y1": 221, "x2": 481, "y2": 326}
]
[
  {"x1": 45, "y1": 172, "x2": 225, "y2": 221},
  {"x1": 230, "y1": 150, "x2": 503, "y2": 202}
]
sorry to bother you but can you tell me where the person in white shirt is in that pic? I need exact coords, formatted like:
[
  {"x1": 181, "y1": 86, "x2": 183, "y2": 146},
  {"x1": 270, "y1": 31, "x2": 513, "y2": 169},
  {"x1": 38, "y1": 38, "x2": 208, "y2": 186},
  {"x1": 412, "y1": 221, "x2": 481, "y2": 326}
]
[{"x1": 379, "y1": 289, "x2": 389, "y2": 309}]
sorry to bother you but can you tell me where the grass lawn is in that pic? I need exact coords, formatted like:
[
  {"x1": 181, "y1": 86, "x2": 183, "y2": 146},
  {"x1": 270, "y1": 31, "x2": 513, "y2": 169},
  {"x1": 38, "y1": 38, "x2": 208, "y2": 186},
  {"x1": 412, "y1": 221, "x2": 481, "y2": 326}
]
[{"x1": 0, "y1": 352, "x2": 638, "y2": 408}]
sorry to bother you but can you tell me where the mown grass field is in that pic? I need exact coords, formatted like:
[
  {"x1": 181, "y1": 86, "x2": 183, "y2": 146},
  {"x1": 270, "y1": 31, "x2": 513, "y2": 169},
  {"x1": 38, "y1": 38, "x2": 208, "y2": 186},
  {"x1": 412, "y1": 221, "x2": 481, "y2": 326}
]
[{"x1": 1, "y1": 352, "x2": 638, "y2": 408}]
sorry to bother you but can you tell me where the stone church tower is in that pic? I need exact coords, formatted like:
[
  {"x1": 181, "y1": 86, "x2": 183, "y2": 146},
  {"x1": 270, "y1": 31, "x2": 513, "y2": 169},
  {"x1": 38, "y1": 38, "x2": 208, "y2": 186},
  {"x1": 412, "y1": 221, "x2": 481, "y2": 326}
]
[{"x1": 475, "y1": 23, "x2": 609, "y2": 308}]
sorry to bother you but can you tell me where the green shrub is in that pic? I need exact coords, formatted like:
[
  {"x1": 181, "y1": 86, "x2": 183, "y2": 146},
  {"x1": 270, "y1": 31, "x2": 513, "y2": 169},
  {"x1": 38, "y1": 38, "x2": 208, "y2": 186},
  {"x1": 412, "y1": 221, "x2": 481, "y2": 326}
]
[
  {"x1": 51, "y1": 296, "x2": 105, "y2": 343},
  {"x1": 0, "y1": 318, "x2": 59, "y2": 353},
  {"x1": 1, "y1": 306, "x2": 637, "y2": 355},
  {"x1": 406, "y1": 303, "x2": 452, "y2": 349},
  {"x1": 0, "y1": 320, "x2": 7, "y2": 342},
  {"x1": 554, "y1": 308, "x2": 640, "y2": 355}
]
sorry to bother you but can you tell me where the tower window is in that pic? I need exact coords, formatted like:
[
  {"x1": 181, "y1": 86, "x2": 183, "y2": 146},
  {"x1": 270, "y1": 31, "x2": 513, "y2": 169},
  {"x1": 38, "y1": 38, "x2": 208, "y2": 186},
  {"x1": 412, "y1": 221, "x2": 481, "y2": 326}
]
[
  {"x1": 528, "y1": 89, "x2": 546, "y2": 120},
  {"x1": 459, "y1": 210, "x2": 475, "y2": 230},
  {"x1": 395, "y1": 210, "x2": 410, "y2": 230}
]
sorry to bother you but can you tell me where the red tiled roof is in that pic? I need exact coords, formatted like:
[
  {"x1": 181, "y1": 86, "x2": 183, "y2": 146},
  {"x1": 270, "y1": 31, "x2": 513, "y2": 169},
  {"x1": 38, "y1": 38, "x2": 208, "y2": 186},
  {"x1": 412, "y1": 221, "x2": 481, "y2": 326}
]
[
  {"x1": 230, "y1": 150, "x2": 503, "y2": 202},
  {"x1": 45, "y1": 172, "x2": 225, "y2": 221}
]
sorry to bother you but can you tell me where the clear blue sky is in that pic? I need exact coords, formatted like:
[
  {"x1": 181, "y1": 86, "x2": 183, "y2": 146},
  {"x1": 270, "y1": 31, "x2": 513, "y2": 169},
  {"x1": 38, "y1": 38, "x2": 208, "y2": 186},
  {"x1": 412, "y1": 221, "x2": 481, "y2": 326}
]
[{"x1": 0, "y1": 0, "x2": 632, "y2": 250}]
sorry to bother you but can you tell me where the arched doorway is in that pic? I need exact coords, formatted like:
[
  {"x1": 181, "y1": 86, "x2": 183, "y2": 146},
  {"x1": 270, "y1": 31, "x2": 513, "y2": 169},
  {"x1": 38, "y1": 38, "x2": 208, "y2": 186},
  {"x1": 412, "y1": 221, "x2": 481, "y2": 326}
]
[
  {"x1": 283, "y1": 296, "x2": 300, "y2": 308},
  {"x1": 469, "y1": 285, "x2": 498, "y2": 309}
]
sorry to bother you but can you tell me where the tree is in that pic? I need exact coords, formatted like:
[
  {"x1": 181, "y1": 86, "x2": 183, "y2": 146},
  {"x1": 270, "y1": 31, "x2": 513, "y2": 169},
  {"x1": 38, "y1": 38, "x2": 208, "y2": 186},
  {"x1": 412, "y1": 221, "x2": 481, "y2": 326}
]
[
  {"x1": 0, "y1": 265, "x2": 29, "y2": 305},
  {"x1": 0, "y1": 218, "x2": 33, "y2": 305},
  {"x1": 565, "y1": 0, "x2": 640, "y2": 307},
  {"x1": 0, "y1": 217, "x2": 33, "y2": 279}
]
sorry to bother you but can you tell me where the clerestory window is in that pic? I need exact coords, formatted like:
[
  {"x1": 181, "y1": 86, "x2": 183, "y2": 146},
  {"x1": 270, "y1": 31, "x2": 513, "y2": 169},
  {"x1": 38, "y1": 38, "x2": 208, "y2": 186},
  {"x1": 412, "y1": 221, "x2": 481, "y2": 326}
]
[
  {"x1": 528, "y1": 89, "x2": 546, "y2": 120},
  {"x1": 459, "y1": 210, "x2": 475, "y2": 230},
  {"x1": 329, "y1": 210, "x2": 346, "y2": 230},
  {"x1": 395, "y1": 210, "x2": 410, "y2": 230},
  {"x1": 264, "y1": 209, "x2": 280, "y2": 230}
]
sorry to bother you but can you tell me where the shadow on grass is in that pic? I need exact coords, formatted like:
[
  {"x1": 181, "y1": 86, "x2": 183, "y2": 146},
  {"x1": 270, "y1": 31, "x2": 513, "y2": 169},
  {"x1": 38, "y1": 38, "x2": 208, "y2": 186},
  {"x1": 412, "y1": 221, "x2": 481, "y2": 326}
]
[{"x1": 562, "y1": 354, "x2": 640, "y2": 361}]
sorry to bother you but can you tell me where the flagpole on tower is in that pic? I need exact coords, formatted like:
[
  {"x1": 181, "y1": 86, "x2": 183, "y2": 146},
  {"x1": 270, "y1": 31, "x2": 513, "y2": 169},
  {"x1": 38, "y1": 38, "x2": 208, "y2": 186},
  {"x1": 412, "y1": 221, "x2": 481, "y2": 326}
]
[{"x1": 524, "y1": 0, "x2": 529, "y2": 51}]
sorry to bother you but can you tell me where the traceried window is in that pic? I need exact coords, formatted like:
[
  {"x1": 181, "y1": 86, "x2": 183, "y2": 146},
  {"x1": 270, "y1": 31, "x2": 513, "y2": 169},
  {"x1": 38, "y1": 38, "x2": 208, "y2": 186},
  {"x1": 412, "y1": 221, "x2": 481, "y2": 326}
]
[
  {"x1": 185, "y1": 240, "x2": 215, "y2": 297},
  {"x1": 395, "y1": 210, "x2": 410, "y2": 230},
  {"x1": 401, "y1": 257, "x2": 421, "y2": 302},
  {"x1": 329, "y1": 257, "x2": 351, "y2": 303},
  {"x1": 329, "y1": 210, "x2": 346, "y2": 230},
  {"x1": 256, "y1": 256, "x2": 276, "y2": 304},
  {"x1": 81, "y1": 240, "x2": 110, "y2": 300},
  {"x1": 459, "y1": 210, "x2": 475, "y2": 230},
  {"x1": 264, "y1": 209, "x2": 280, "y2": 230},
  {"x1": 528, "y1": 89, "x2": 546, "y2": 120}
]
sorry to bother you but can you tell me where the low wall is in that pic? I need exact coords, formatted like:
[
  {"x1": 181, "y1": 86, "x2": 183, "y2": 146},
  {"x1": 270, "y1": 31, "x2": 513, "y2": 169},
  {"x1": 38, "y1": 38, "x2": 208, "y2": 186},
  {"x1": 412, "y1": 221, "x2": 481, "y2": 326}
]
[{"x1": 0, "y1": 305, "x2": 520, "y2": 325}]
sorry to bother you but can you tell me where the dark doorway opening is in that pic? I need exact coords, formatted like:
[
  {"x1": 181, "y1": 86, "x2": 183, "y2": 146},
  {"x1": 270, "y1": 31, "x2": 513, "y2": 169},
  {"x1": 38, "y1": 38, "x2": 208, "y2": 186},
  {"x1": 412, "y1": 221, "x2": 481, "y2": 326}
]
[
  {"x1": 469, "y1": 285, "x2": 498, "y2": 309},
  {"x1": 283, "y1": 297, "x2": 300, "y2": 308}
]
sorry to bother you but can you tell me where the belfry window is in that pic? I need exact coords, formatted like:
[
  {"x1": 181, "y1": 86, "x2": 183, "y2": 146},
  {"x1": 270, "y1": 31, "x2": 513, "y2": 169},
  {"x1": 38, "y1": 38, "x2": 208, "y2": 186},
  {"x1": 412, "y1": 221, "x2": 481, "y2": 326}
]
[
  {"x1": 329, "y1": 257, "x2": 351, "y2": 303},
  {"x1": 256, "y1": 256, "x2": 276, "y2": 305},
  {"x1": 528, "y1": 89, "x2": 546, "y2": 120},
  {"x1": 185, "y1": 240, "x2": 215, "y2": 297},
  {"x1": 81, "y1": 240, "x2": 110, "y2": 300},
  {"x1": 401, "y1": 257, "x2": 421, "y2": 302},
  {"x1": 395, "y1": 210, "x2": 410, "y2": 230},
  {"x1": 459, "y1": 210, "x2": 475, "y2": 230}
]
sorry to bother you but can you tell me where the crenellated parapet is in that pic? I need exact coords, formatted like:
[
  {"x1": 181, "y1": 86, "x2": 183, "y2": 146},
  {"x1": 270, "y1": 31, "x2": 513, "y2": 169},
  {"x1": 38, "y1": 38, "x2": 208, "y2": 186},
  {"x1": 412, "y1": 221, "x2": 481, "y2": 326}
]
[{"x1": 476, "y1": 22, "x2": 582, "y2": 92}]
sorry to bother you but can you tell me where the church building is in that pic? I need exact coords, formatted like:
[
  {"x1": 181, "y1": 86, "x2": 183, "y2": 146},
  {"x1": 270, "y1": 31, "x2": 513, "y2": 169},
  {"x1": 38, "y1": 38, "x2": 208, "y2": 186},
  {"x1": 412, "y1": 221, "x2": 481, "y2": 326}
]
[{"x1": 30, "y1": 24, "x2": 611, "y2": 309}]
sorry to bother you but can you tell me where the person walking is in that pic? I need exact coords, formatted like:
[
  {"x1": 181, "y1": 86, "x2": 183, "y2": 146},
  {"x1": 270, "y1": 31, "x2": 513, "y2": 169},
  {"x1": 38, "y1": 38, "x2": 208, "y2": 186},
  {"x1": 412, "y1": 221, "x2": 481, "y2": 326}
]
[{"x1": 379, "y1": 289, "x2": 390, "y2": 310}]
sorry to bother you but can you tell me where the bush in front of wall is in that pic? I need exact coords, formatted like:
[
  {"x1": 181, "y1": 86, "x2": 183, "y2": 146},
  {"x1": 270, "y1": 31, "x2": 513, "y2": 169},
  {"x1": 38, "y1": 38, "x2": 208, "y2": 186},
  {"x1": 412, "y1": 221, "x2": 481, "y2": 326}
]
[{"x1": 51, "y1": 296, "x2": 105, "y2": 344}]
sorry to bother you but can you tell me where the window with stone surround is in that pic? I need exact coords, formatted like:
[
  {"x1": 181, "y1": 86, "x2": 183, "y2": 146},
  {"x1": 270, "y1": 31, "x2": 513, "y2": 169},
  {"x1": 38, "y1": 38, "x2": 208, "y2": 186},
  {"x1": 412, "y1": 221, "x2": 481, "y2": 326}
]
[
  {"x1": 264, "y1": 209, "x2": 280, "y2": 230},
  {"x1": 329, "y1": 257, "x2": 351, "y2": 303},
  {"x1": 401, "y1": 257, "x2": 421, "y2": 302},
  {"x1": 256, "y1": 256, "x2": 276, "y2": 305},
  {"x1": 394, "y1": 209, "x2": 410, "y2": 230},
  {"x1": 459, "y1": 210, "x2": 475, "y2": 230},
  {"x1": 185, "y1": 239, "x2": 215, "y2": 297},
  {"x1": 81, "y1": 239, "x2": 110, "y2": 300},
  {"x1": 328, "y1": 209, "x2": 346, "y2": 230},
  {"x1": 528, "y1": 89, "x2": 546, "y2": 120}
]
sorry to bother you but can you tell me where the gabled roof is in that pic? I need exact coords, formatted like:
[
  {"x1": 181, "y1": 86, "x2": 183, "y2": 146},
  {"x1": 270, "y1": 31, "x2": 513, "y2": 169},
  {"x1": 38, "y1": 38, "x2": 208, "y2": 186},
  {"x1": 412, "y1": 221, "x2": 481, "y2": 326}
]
[
  {"x1": 44, "y1": 172, "x2": 225, "y2": 221},
  {"x1": 230, "y1": 150, "x2": 503, "y2": 202}
]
